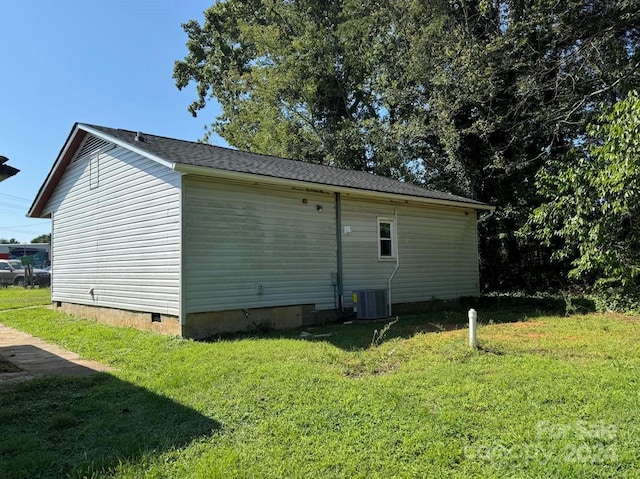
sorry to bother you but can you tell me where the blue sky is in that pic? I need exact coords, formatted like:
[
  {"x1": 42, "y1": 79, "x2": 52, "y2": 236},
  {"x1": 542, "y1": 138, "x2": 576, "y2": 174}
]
[{"x1": 0, "y1": 0, "x2": 225, "y2": 242}]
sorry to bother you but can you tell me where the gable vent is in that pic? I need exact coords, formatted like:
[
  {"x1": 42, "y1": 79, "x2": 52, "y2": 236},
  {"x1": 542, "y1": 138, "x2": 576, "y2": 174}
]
[{"x1": 73, "y1": 135, "x2": 114, "y2": 163}]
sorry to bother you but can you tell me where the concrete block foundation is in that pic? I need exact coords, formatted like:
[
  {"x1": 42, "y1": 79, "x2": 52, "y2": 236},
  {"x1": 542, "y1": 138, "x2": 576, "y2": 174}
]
[
  {"x1": 54, "y1": 303, "x2": 181, "y2": 336},
  {"x1": 53, "y1": 302, "x2": 336, "y2": 339}
]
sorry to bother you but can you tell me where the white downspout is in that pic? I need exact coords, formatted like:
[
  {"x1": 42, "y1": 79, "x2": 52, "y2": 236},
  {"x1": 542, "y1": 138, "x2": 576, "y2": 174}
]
[{"x1": 387, "y1": 208, "x2": 399, "y2": 316}]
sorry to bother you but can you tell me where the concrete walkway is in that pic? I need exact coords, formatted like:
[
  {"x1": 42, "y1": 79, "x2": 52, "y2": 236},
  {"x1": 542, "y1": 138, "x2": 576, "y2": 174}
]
[{"x1": 0, "y1": 322, "x2": 113, "y2": 387}]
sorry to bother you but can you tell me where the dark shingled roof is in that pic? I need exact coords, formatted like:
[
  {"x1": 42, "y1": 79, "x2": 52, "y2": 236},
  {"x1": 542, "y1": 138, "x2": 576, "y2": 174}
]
[
  {"x1": 0, "y1": 155, "x2": 19, "y2": 182},
  {"x1": 83, "y1": 124, "x2": 487, "y2": 208}
]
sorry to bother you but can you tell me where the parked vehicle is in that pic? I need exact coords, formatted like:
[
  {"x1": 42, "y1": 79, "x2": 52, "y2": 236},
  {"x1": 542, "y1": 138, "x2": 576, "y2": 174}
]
[{"x1": 0, "y1": 259, "x2": 51, "y2": 287}]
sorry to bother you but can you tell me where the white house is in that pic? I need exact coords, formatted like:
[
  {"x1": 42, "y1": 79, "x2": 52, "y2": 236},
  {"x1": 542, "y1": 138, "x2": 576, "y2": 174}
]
[{"x1": 29, "y1": 123, "x2": 494, "y2": 338}]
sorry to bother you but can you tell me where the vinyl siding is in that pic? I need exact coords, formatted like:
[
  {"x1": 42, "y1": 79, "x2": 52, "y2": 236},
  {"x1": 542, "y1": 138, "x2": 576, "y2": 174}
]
[
  {"x1": 340, "y1": 197, "x2": 479, "y2": 307},
  {"x1": 44, "y1": 138, "x2": 182, "y2": 315},
  {"x1": 183, "y1": 176, "x2": 336, "y2": 313}
]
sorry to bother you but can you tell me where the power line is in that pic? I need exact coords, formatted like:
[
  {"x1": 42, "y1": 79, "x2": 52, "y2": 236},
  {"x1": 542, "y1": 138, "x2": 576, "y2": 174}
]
[
  {"x1": 0, "y1": 227, "x2": 50, "y2": 236},
  {"x1": 1, "y1": 222, "x2": 50, "y2": 229},
  {"x1": 0, "y1": 206, "x2": 29, "y2": 214},
  {"x1": 0, "y1": 193, "x2": 31, "y2": 203}
]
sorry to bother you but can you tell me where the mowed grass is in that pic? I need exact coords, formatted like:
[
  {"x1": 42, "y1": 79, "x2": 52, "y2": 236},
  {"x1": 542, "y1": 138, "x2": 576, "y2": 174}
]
[
  {"x1": 0, "y1": 286, "x2": 51, "y2": 310},
  {"x1": 0, "y1": 295, "x2": 639, "y2": 478}
]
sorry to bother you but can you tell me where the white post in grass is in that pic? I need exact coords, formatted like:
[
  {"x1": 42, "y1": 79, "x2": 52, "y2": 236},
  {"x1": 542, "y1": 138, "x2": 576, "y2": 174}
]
[{"x1": 468, "y1": 308, "x2": 478, "y2": 349}]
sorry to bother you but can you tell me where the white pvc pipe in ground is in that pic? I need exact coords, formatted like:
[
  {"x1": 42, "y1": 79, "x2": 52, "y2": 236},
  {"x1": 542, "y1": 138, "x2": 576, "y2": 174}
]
[{"x1": 468, "y1": 308, "x2": 478, "y2": 349}]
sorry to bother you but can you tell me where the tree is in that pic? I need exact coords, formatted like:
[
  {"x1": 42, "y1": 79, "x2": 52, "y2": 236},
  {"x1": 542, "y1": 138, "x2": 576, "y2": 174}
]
[
  {"x1": 174, "y1": 0, "x2": 449, "y2": 180},
  {"x1": 31, "y1": 234, "x2": 51, "y2": 244},
  {"x1": 399, "y1": 0, "x2": 640, "y2": 290},
  {"x1": 0, "y1": 238, "x2": 19, "y2": 244},
  {"x1": 175, "y1": 0, "x2": 640, "y2": 291},
  {"x1": 531, "y1": 91, "x2": 640, "y2": 306}
]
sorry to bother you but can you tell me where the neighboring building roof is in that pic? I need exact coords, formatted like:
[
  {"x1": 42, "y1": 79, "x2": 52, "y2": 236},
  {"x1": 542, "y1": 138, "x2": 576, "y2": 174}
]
[
  {"x1": 29, "y1": 123, "x2": 494, "y2": 217},
  {"x1": 0, "y1": 156, "x2": 19, "y2": 182}
]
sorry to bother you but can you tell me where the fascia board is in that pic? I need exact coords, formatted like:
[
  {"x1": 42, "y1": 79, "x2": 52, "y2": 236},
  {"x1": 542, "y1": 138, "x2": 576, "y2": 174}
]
[
  {"x1": 78, "y1": 124, "x2": 175, "y2": 169},
  {"x1": 173, "y1": 163, "x2": 495, "y2": 212}
]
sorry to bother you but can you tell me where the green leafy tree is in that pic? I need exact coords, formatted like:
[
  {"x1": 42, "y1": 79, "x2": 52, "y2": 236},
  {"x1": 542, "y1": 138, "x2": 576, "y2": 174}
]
[
  {"x1": 175, "y1": 0, "x2": 404, "y2": 177},
  {"x1": 531, "y1": 91, "x2": 640, "y2": 306},
  {"x1": 175, "y1": 0, "x2": 639, "y2": 291},
  {"x1": 31, "y1": 234, "x2": 51, "y2": 244},
  {"x1": 401, "y1": 0, "x2": 639, "y2": 289}
]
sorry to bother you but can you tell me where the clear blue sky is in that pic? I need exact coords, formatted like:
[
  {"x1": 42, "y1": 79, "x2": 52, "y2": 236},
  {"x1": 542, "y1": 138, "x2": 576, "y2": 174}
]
[{"x1": 0, "y1": 0, "x2": 225, "y2": 242}]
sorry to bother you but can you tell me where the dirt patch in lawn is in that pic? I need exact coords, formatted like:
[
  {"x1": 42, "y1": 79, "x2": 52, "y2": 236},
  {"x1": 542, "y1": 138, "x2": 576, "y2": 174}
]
[
  {"x1": 0, "y1": 356, "x2": 22, "y2": 373},
  {"x1": 411, "y1": 322, "x2": 466, "y2": 334}
]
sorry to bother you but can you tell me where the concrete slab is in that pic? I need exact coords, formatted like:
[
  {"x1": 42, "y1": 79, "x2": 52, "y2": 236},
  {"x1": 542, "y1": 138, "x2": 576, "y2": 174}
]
[{"x1": 0, "y1": 323, "x2": 114, "y2": 387}]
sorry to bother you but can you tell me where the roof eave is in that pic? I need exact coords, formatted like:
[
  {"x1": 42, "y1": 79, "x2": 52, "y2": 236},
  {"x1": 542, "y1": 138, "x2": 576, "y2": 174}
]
[
  {"x1": 77, "y1": 124, "x2": 175, "y2": 169},
  {"x1": 173, "y1": 163, "x2": 494, "y2": 211},
  {"x1": 28, "y1": 123, "x2": 86, "y2": 218},
  {"x1": 0, "y1": 167, "x2": 20, "y2": 182},
  {"x1": 28, "y1": 124, "x2": 178, "y2": 218},
  {"x1": 0, "y1": 155, "x2": 19, "y2": 182},
  {"x1": 29, "y1": 122, "x2": 493, "y2": 217}
]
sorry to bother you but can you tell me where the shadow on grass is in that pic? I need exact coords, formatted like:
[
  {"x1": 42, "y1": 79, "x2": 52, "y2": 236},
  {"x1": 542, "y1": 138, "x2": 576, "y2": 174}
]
[
  {"x1": 0, "y1": 373, "x2": 220, "y2": 479},
  {"x1": 206, "y1": 294, "x2": 591, "y2": 351},
  {"x1": 0, "y1": 344, "x2": 110, "y2": 381}
]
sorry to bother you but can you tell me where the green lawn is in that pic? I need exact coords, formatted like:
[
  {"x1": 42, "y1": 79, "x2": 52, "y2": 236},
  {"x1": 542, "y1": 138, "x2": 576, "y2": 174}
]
[
  {"x1": 0, "y1": 294, "x2": 638, "y2": 478},
  {"x1": 0, "y1": 286, "x2": 51, "y2": 310}
]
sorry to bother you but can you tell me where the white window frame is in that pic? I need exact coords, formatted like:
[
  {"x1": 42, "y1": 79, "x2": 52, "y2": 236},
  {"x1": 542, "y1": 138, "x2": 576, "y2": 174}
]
[{"x1": 377, "y1": 217, "x2": 397, "y2": 260}]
